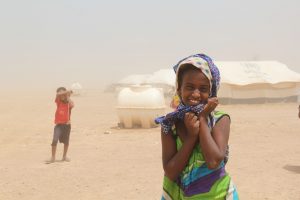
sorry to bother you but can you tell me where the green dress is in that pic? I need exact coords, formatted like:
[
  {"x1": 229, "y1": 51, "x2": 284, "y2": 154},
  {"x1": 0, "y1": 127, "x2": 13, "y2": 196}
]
[{"x1": 161, "y1": 111, "x2": 239, "y2": 200}]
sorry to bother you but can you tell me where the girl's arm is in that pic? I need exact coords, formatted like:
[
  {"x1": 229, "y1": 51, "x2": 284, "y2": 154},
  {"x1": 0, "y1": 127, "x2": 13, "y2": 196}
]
[
  {"x1": 161, "y1": 113, "x2": 199, "y2": 181},
  {"x1": 198, "y1": 114, "x2": 230, "y2": 169}
]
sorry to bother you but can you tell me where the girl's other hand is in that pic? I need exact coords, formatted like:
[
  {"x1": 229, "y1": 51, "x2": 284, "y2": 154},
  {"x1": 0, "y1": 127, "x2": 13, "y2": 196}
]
[
  {"x1": 184, "y1": 112, "x2": 200, "y2": 138},
  {"x1": 202, "y1": 97, "x2": 219, "y2": 116}
]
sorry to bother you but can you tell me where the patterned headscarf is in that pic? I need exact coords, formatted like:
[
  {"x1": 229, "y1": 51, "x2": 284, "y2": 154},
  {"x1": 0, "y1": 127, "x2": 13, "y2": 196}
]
[
  {"x1": 155, "y1": 54, "x2": 220, "y2": 134},
  {"x1": 174, "y1": 53, "x2": 220, "y2": 97}
]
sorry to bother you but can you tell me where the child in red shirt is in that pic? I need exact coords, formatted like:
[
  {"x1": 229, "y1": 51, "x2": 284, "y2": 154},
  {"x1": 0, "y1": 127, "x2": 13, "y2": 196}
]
[{"x1": 46, "y1": 87, "x2": 74, "y2": 164}]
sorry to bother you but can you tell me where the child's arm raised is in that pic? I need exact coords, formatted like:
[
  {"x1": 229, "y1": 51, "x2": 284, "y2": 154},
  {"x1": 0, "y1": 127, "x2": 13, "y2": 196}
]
[
  {"x1": 161, "y1": 113, "x2": 199, "y2": 181},
  {"x1": 198, "y1": 114, "x2": 230, "y2": 169}
]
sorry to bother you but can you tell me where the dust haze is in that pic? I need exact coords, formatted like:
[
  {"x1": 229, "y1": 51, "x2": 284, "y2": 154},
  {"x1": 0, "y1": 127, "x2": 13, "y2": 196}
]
[
  {"x1": 1, "y1": 1, "x2": 300, "y2": 199},
  {"x1": 0, "y1": 0, "x2": 299, "y2": 91}
]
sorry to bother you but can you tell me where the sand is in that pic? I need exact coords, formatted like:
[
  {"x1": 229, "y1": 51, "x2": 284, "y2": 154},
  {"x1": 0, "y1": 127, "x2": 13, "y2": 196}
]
[{"x1": 1, "y1": 90, "x2": 300, "y2": 200}]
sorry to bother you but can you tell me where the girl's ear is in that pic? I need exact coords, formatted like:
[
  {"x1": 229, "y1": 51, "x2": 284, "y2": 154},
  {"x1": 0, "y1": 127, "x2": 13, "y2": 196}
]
[{"x1": 176, "y1": 89, "x2": 181, "y2": 97}]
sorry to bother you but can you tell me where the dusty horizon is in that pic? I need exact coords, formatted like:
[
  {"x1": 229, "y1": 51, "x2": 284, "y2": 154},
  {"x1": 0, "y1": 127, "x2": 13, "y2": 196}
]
[{"x1": 1, "y1": 1, "x2": 300, "y2": 90}]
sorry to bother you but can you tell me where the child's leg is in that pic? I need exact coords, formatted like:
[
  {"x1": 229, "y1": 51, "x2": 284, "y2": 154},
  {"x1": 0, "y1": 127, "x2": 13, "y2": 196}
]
[
  {"x1": 62, "y1": 144, "x2": 69, "y2": 161},
  {"x1": 51, "y1": 145, "x2": 57, "y2": 161},
  {"x1": 61, "y1": 124, "x2": 71, "y2": 161},
  {"x1": 47, "y1": 125, "x2": 61, "y2": 162},
  {"x1": 45, "y1": 145, "x2": 57, "y2": 164}
]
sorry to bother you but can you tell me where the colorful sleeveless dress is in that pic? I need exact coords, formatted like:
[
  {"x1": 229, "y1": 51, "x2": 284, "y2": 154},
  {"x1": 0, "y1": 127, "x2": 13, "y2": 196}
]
[{"x1": 161, "y1": 111, "x2": 239, "y2": 200}]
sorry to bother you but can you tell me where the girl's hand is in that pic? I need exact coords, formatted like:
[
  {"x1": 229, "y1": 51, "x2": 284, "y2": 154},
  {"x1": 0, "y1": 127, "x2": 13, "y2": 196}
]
[
  {"x1": 202, "y1": 97, "x2": 219, "y2": 116},
  {"x1": 184, "y1": 112, "x2": 200, "y2": 138}
]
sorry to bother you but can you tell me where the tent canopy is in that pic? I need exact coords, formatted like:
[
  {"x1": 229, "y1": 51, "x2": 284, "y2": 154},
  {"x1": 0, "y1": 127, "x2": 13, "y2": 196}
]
[
  {"x1": 118, "y1": 74, "x2": 151, "y2": 85},
  {"x1": 113, "y1": 61, "x2": 300, "y2": 102},
  {"x1": 215, "y1": 61, "x2": 300, "y2": 86},
  {"x1": 117, "y1": 61, "x2": 300, "y2": 86},
  {"x1": 117, "y1": 70, "x2": 175, "y2": 86},
  {"x1": 70, "y1": 82, "x2": 83, "y2": 95}
]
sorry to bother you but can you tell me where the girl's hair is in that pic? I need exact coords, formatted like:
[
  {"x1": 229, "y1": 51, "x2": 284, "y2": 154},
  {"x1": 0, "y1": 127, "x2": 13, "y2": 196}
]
[
  {"x1": 177, "y1": 64, "x2": 201, "y2": 91},
  {"x1": 56, "y1": 87, "x2": 67, "y2": 93}
]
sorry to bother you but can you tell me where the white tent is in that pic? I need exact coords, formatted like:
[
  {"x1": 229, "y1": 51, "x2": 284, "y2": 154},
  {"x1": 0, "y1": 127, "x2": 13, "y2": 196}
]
[
  {"x1": 118, "y1": 74, "x2": 151, "y2": 85},
  {"x1": 111, "y1": 61, "x2": 300, "y2": 103},
  {"x1": 215, "y1": 61, "x2": 300, "y2": 103},
  {"x1": 71, "y1": 82, "x2": 83, "y2": 96},
  {"x1": 112, "y1": 71, "x2": 175, "y2": 95},
  {"x1": 117, "y1": 71, "x2": 175, "y2": 86},
  {"x1": 146, "y1": 69, "x2": 175, "y2": 86}
]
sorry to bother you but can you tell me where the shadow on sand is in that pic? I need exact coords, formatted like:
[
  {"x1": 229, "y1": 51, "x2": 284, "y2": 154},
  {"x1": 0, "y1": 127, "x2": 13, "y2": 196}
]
[{"x1": 283, "y1": 165, "x2": 300, "y2": 174}]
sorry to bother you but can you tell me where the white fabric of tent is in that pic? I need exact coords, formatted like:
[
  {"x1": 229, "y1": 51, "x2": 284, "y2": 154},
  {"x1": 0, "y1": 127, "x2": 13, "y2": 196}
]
[
  {"x1": 118, "y1": 70, "x2": 175, "y2": 86},
  {"x1": 118, "y1": 74, "x2": 152, "y2": 85},
  {"x1": 215, "y1": 61, "x2": 300, "y2": 101},
  {"x1": 115, "y1": 61, "x2": 300, "y2": 102},
  {"x1": 71, "y1": 82, "x2": 83, "y2": 95},
  {"x1": 146, "y1": 69, "x2": 175, "y2": 86},
  {"x1": 117, "y1": 70, "x2": 175, "y2": 95}
]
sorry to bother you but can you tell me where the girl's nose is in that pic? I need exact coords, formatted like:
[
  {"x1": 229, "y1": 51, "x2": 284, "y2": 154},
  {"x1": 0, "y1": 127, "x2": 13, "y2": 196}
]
[{"x1": 192, "y1": 89, "x2": 201, "y2": 97}]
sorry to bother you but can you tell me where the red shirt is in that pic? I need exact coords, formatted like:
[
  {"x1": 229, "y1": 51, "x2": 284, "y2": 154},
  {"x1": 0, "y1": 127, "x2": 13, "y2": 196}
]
[{"x1": 54, "y1": 98, "x2": 74, "y2": 124}]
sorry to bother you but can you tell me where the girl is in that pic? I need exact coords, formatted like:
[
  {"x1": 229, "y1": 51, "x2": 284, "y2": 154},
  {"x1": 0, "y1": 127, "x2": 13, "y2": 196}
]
[{"x1": 156, "y1": 54, "x2": 238, "y2": 200}]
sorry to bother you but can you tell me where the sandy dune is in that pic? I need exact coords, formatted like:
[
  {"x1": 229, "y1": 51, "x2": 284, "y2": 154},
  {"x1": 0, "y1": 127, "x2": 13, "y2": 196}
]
[{"x1": 1, "y1": 90, "x2": 300, "y2": 199}]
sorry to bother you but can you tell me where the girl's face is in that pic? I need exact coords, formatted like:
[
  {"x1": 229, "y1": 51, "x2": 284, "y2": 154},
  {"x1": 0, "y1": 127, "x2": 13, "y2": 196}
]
[{"x1": 178, "y1": 68, "x2": 210, "y2": 106}]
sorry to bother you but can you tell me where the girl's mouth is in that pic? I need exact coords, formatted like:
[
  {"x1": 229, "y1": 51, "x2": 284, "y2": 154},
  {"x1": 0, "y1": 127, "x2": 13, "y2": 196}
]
[
  {"x1": 188, "y1": 99, "x2": 200, "y2": 105},
  {"x1": 188, "y1": 99, "x2": 207, "y2": 106}
]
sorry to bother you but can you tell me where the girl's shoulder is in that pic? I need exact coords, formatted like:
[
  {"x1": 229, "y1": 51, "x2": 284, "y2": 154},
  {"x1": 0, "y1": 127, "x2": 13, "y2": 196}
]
[
  {"x1": 211, "y1": 110, "x2": 230, "y2": 127},
  {"x1": 212, "y1": 110, "x2": 230, "y2": 118}
]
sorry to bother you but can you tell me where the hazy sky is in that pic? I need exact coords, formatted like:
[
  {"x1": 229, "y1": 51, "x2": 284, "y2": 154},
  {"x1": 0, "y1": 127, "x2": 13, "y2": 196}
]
[{"x1": 0, "y1": 0, "x2": 299, "y2": 89}]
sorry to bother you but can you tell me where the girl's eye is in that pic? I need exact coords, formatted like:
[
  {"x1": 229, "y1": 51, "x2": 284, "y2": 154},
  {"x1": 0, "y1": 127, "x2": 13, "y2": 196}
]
[
  {"x1": 186, "y1": 86, "x2": 194, "y2": 90},
  {"x1": 199, "y1": 88, "x2": 209, "y2": 93}
]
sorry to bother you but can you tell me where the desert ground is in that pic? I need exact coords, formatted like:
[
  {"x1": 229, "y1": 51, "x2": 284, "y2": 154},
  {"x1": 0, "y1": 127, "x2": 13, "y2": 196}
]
[{"x1": 1, "y1": 90, "x2": 300, "y2": 200}]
